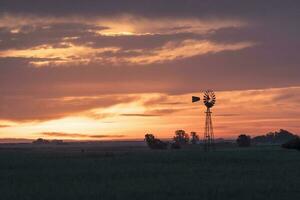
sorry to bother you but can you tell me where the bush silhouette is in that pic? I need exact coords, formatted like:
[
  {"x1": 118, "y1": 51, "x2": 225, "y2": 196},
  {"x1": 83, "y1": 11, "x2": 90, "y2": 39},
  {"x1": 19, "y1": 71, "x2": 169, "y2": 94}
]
[
  {"x1": 144, "y1": 134, "x2": 168, "y2": 149},
  {"x1": 190, "y1": 132, "x2": 199, "y2": 144},
  {"x1": 171, "y1": 142, "x2": 181, "y2": 149},
  {"x1": 252, "y1": 129, "x2": 298, "y2": 144},
  {"x1": 173, "y1": 130, "x2": 189, "y2": 145},
  {"x1": 281, "y1": 137, "x2": 300, "y2": 151},
  {"x1": 32, "y1": 138, "x2": 50, "y2": 144},
  {"x1": 236, "y1": 134, "x2": 251, "y2": 147}
]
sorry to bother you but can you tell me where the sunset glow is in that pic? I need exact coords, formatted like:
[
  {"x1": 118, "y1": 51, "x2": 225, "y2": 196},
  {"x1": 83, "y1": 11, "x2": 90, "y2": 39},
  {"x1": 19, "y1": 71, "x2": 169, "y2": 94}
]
[
  {"x1": 0, "y1": 1, "x2": 299, "y2": 141},
  {"x1": 1, "y1": 87, "x2": 300, "y2": 141}
]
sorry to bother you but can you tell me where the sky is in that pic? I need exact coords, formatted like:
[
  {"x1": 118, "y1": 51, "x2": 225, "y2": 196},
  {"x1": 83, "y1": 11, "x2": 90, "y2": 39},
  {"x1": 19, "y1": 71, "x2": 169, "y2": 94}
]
[{"x1": 0, "y1": 0, "x2": 300, "y2": 141}]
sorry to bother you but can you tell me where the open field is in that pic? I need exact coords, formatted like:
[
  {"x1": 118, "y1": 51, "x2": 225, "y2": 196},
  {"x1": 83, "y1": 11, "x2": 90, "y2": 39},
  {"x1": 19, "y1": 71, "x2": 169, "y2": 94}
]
[{"x1": 0, "y1": 143, "x2": 300, "y2": 200}]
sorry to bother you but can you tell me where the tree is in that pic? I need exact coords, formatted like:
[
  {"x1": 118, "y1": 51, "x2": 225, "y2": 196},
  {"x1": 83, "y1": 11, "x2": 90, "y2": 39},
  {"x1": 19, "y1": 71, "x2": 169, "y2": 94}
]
[
  {"x1": 236, "y1": 134, "x2": 251, "y2": 147},
  {"x1": 173, "y1": 130, "x2": 189, "y2": 145},
  {"x1": 145, "y1": 134, "x2": 155, "y2": 145},
  {"x1": 144, "y1": 134, "x2": 168, "y2": 149},
  {"x1": 190, "y1": 132, "x2": 199, "y2": 144}
]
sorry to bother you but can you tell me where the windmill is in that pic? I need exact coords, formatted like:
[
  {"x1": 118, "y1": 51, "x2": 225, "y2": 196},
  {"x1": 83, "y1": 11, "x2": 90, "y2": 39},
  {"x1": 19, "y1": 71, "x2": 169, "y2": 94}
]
[{"x1": 192, "y1": 90, "x2": 216, "y2": 151}]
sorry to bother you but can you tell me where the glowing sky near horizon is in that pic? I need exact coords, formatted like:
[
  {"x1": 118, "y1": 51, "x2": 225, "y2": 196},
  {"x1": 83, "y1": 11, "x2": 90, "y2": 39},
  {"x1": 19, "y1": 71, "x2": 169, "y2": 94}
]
[{"x1": 0, "y1": 0, "x2": 300, "y2": 141}]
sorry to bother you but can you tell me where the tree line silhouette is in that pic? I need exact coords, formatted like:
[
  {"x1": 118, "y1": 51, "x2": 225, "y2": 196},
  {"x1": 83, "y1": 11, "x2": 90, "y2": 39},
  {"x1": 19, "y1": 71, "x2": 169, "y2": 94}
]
[
  {"x1": 237, "y1": 129, "x2": 300, "y2": 150},
  {"x1": 145, "y1": 130, "x2": 200, "y2": 150},
  {"x1": 145, "y1": 129, "x2": 300, "y2": 150}
]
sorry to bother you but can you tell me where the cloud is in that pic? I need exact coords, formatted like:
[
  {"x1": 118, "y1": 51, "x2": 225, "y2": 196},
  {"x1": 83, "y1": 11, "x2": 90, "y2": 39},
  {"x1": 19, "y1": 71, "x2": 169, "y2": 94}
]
[
  {"x1": 0, "y1": 0, "x2": 298, "y2": 20},
  {"x1": 0, "y1": 124, "x2": 11, "y2": 128},
  {"x1": 1, "y1": 1, "x2": 298, "y2": 95},
  {"x1": 120, "y1": 108, "x2": 185, "y2": 117},
  {"x1": 0, "y1": 138, "x2": 33, "y2": 143},
  {"x1": 1, "y1": 40, "x2": 254, "y2": 67},
  {"x1": 0, "y1": 44, "x2": 120, "y2": 67},
  {"x1": 40, "y1": 132, "x2": 125, "y2": 138},
  {"x1": 126, "y1": 40, "x2": 254, "y2": 65},
  {"x1": 0, "y1": 22, "x2": 106, "y2": 50},
  {"x1": 0, "y1": 14, "x2": 251, "y2": 67},
  {"x1": 215, "y1": 114, "x2": 240, "y2": 117},
  {"x1": 94, "y1": 17, "x2": 245, "y2": 36},
  {"x1": 120, "y1": 114, "x2": 159, "y2": 117},
  {"x1": 0, "y1": 95, "x2": 138, "y2": 122}
]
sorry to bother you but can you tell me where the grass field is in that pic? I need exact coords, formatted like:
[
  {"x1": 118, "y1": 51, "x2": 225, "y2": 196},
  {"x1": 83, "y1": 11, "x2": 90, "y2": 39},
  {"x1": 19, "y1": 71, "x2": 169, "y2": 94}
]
[{"x1": 0, "y1": 143, "x2": 299, "y2": 200}]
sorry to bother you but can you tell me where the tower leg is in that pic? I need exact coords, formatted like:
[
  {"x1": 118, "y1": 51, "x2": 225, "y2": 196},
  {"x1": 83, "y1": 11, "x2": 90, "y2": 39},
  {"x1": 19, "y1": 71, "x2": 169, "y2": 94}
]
[{"x1": 204, "y1": 108, "x2": 214, "y2": 151}]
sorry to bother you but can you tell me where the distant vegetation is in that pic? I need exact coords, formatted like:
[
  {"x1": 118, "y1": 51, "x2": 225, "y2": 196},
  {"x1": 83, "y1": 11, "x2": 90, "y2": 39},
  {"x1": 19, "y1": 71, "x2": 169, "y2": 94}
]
[
  {"x1": 236, "y1": 134, "x2": 251, "y2": 147},
  {"x1": 252, "y1": 129, "x2": 298, "y2": 144},
  {"x1": 282, "y1": 137, "x2": 300, "y2": 151},
  {"x1": 144, "y1": 134, "x2": 168, "y2": 149},
  {"x1": 190, "y1": 132, "x2": 200, "y2": 144},
  {"x1": 145, "y1": 130, "x2": 200, "y2": 150},
  {"x1": 234, "y1": 129, "x2": 300, "y2": 151},
  {"x1": 32, "y1": 138, "x2": 64, "y2": 145},
  {"x1": 173, "y1": 130, "x2": 189, "y2": 145},
  {"x1": 144, "y1": 129, "x2": 300, "y2": 151}
]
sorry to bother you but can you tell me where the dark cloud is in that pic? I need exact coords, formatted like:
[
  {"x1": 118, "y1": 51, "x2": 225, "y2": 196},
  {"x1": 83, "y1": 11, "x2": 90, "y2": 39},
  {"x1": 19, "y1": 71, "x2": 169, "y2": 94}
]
[
  {"x1": 40, "y1": 132, "x2": 125, "y2": 138},
  {"x1": 0, "y1": 138, "x2": 32, "y2": 143},
  {"x1": 120, "y1": 108, "x2": 188, "y2": 118},
  {"x1": 82, "y1": 33, "x2": 204, "y2": 50},
  {"x1": 271, "y1": 88, "x2": 300, "y2": 103},
  {"x1": 215, "y1": 114, "x2": 241, "y2": 117},
  {"x1": 0, "y1": 0, "x2": 299, "y2": 20},
  {"x1": 1, "y1": 43, "x2": 300, "y2": 99},
  {"x1": 0, "y1": 26, "x2": 206, "y2": 53},
  {"x1": 0, "y1": 125, "x2": 11, "y2": 128},
  {"x1": 120, "y1": 114, "x2": 159, "y2": 117},
  {"x1": 0, "y1": 23, "x2": 105, "y2": 50},
  {"x1": 159, "y1": 102, "x2": 185, "y2": 105},
  {"x1": 151, "y1": 108, "x2": 188, "y2": 115}
]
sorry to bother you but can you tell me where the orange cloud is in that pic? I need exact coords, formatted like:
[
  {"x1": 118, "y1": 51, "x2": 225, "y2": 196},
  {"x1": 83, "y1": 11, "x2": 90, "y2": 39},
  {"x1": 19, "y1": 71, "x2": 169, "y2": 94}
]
[
  {"x1": 0, "y1": 40, "x2": 254, "y2": 67},
  {"x1": 95, "y1": 16, "x2": 246, "y2": 36},
  {"x1": 128, "y1": 40, "x2": 255, "y2": 64},
  {"x1": 0, "y1": 44, "x2": 120, "y2": 67},
  {"x1": 0, "y1": 14, "x2": 245, "y2": 35},
  {"x1": 0, "y1": 95, "x2": 138, "y2": 122},
  {"x1": 0, "y1": 125, "x2": 11, "y2": 128}
]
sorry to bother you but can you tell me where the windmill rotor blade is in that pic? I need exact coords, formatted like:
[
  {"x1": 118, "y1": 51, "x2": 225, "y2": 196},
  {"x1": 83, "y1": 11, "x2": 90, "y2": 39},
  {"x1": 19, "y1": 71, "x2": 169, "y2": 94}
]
[{"x1": 202, "y1": 89, "x2": 216, "y2": 108}]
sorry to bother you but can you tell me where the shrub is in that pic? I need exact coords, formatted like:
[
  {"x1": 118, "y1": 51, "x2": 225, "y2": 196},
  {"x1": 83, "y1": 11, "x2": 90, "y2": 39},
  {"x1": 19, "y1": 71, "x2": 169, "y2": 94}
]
[
  {"x1": 190, "y1": 132, "x2": 199, "y2": 144},
  {"x1": 32, "y1": 138, "x2": 50, "y2": 144},
  {"x1": 236, "y1": 134, "x2": 251, "y2": 147},
  {"x1": 252, "y1": 129, "x2": 298, "y2": 144},
  {"x1": 281, "y1": 137, "x2": 300, "y2": 150},
  {"x1": 144, "y1": 134, "x2": 168, "y2": 150},
  {"x1": 171, "y1": 142, "x2": 181, "y2": 149}
]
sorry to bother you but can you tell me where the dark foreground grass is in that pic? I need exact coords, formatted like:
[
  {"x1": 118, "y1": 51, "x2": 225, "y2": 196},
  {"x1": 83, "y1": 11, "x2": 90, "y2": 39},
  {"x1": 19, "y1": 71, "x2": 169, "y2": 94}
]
[{"x1": 0, "y1": 145, "x2": 300, "y2": 200}]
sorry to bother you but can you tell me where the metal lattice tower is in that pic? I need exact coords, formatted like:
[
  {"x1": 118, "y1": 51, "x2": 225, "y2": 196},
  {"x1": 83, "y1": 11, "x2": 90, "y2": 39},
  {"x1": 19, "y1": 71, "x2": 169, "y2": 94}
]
[{"x1": 204, "y1": 107, "x2": 214, "y2": 151}]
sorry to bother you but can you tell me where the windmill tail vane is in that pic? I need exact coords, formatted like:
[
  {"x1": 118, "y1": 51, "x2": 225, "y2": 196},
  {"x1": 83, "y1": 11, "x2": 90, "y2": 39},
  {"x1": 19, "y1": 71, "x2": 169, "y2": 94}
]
[{"x1": 192, "y1": 96, "x2": 201, "y2": 103}]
